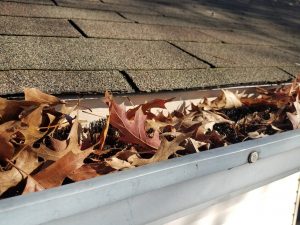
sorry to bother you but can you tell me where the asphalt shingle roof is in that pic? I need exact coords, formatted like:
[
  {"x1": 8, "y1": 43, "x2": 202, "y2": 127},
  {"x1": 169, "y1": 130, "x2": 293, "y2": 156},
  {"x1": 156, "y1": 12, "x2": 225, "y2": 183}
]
[{"x1": 0, "y1": 0, "x2": 299, "y2": 96}]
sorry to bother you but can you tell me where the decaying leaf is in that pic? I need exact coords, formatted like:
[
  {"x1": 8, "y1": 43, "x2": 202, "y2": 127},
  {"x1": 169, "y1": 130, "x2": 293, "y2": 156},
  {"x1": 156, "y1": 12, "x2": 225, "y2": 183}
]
[
  {"x1": 126, "y1": 98, "x2": 174, "y2": 119},
  {"x1": 287, "y1": 99, "x2": 300, "y2": 129},
  {"x1": 105, "y1": 157, "x2": 134, "y2": 170},
  {"x1": 22, "y1": 176, "x2": 45, "y2": 194},
  {"x1": 24, "y1": 88, "x2": 62, "y2": 105},
  {"x1": 0, "y1": 98, "x2": 34, "y2": 123},
  {"x1": 107, "y1": 98, "x2": 161, "y2": 149},
  {"x1": 33, "y1": 118, "x2": 93, "y2": 188},
  {"x1": 202, "y1": 90, "x2": 243, "y2": 109},
  {"x1": 33, "y1": 147, "x2": 93, "y2": 188},
  {"x1": 129, "y1": 133, "x2": 189, "y2": 166},
  {"x1": 0, "y1": 148, "x2": 40, "y2": 195}
]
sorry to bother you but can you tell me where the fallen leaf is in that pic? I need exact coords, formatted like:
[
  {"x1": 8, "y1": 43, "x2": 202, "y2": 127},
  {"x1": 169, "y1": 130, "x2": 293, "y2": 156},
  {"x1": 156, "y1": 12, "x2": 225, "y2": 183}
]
[
  {"x1": 0, "y1": 98, "x2": 34, "y2": 123},
  {"x1": 33, "y1": 118, "x2": 81, "y2": 161},
  {"x1": 287, "y1": 99, "x2": 300, "y2": 129},
  {"x1": 107, "y1": 99, "x2": 161, "y2": 149},
  {"x1": 126, "y1": 98, "x2": 174, "y2": 119},
  {"x1": 0, "y1": 121, "x2": 19, "y2": 161},
  {"x1": 19, "y1": 104, "x2": 48, "y2": 145},
  {"x1": 129, "y1": 133, "x2": 189, "y2": 166},
  {"x1": 0, "y1": 148, "x2": 40, "y2": 195},
  {"x1": 24, "y1": 88, "x2": 62, "y2": 105},
  {"x1": 210, "y1": 90, "x2": 243, "y2": 109},
  {"x1": 105, "y1": 157, "x2": 134, "y2": 170},
  {"x1": 22, "y1": 176, "x2": 45, "y2": 194},
  {"x1": 0, "y1": 135, "x2": 14, "y2": 161},
  {"x1": 248, "y1": 131, "x2": 268, "y2": 139},
  {"x1": 69, "y1": 163, "x2": 115, "y2": 181},
  {"x1": 33, "y1": 147, "x2": 93, "y2": 188}
]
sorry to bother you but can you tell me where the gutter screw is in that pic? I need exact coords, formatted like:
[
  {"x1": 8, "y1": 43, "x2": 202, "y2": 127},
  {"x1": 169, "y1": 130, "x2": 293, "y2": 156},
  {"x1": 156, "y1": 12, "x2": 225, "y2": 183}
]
[{"x1": 248, "y1": 151, "x2": 259, "y2": 163}]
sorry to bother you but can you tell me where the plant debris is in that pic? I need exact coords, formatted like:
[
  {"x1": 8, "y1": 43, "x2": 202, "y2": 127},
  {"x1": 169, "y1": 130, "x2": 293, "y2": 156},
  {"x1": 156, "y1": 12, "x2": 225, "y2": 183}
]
[{"x1": 1, "y1": 77, "x2": 300, "y2": 199}]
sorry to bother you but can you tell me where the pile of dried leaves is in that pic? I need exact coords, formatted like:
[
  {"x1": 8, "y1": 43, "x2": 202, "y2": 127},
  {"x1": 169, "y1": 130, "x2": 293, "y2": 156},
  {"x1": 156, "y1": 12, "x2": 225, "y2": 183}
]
[{"x1": 1, "y1": 77, "x2": 300, "y2": 199}]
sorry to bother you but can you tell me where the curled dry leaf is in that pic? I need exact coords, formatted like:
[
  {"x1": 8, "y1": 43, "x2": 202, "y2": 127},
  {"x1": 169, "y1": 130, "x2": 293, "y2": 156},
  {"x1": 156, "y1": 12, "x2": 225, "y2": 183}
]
[
  {"x1": 0, "y1": 98, "x2": 34, "y2": 123},
  {"x1": 24, "y1": 88, "x2": 62, "y2": 105},
  {"x1": 287, "y1": 99, "x2": 300, "y2": 129},
  {"x1": 105, "y1": 157, "x2": 134, "y2": 170},
  {"x1": 0, "y1": 148, "x2": 40, "y2": 195},
  {"x1": 0, "y1": 121, "x2": 19, "y2": 161},
  {"x1": 207, "y1": 90, "x2": 243, "y2": 109},
  {"x1": 33, "y1": 147, "x2": 94, "y2": 188},
  {"x1": 33, "y1": 118, "x2": 81, "y2": 161},
  {"x1": 126, "y1": 98, "x2": 174, "y2": 119}
]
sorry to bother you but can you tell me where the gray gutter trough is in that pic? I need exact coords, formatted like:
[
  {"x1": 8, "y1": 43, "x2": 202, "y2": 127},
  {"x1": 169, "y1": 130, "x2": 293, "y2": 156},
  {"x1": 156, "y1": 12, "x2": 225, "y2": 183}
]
[{"x1": 0, "y1": 128, "x2": 300, "y2": 225}]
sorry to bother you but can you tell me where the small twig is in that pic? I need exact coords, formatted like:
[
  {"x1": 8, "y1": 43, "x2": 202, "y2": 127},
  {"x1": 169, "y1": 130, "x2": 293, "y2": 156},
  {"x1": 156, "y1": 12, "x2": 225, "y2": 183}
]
[
  {"x1": 10, "y1": 145, "x2": 28, "y2": 162},
  {"x1": 5, "y1": 158, "x2": 29, "y2": 178},
  {"x1": 124, "y1": 96, "x2": 135, "y2": 107},
  {"x1": 82, "y1": 111, "x2": 104, "y2": 118}
]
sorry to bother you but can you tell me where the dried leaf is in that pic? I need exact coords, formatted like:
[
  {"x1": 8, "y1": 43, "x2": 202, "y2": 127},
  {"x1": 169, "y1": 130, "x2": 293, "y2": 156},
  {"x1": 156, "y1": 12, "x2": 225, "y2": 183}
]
[
  {"x1": 211, "y1": 90, "x2": 243, "y2": 109},
  {"x1": 22, "y1": 176, "x2": 45, "y2": 194},
  {"x1": 126, "y1": 98, "x2": 174, "y2": 119},
  {"x1": 0, "y1": 135, "x2": 14, "y2": 161},
  {"x1": 0, "y1": 98, "x2": 34, "y2": 123},
  {"x1": 33, "y1": 147, "x2": 93, "y2": 188},
  {"x1": 20, "y1": 105, "x2": 48, "y2": 145},
  {"x1": 287, "y1": 99, "x2": 300, "y2": 129},
  {"x1": 248, "y1": 131, "x2": 268, "y2": 139},
  {"x1": 24, "y1": 88, "x2": 62, "y2": 105},
  {"x1": 129, "y1": 133, "x2": 189, "y2": 166},
  {"x1": 50, "y1": 137, "x2": 67, "y2": 152},
  {"x1": 105, "y1": 157, "x2": 134, "y2": 170},
  {"x1": 108, "y1": 99, "x2": 161, "y2": 149},
  {"x1": 0, "y1": 148, "x2": 40, "y2": 195},
  {"x1": 0, "y1": 121, "x2": 18, "y2": 161},
  {"x1": 69, "y1": 163, "x2": 115, "y2": 181}
]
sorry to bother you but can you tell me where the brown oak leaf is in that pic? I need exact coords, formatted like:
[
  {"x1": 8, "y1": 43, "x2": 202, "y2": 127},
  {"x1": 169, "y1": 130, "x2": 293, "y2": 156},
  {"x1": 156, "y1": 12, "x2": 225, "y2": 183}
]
[
  {"x1": 24, "y1": 88, "x2": 62, "y2": 105},
  {"x1": 0, "y1": 148, "x2": 40, "y2": 195},
  {"x1": 126, "y1": 98, "x2": 174, "y2": 119},
  {"x1": 107, "y1": 99, "x2": 161, "y2": 150},
  {"x1": 22, "y1": 176, "x2": 45, "y2": 194},
  {"x1": 128, "y1": 133, "x2": 189, "y2": 166}
]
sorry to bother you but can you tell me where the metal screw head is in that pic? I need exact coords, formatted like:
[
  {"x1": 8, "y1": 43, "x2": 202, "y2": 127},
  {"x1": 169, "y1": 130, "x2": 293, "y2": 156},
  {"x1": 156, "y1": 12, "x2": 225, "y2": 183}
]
[{"x1": 248, "y1": 151, "x2": 259, "y2": 163}]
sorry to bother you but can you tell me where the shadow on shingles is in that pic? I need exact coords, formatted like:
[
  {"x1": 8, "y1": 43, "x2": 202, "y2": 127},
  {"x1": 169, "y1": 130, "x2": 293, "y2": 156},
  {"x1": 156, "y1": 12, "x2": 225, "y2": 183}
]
[{"x1": 109, "y1": 0, "x2": 300, "y2": 47}]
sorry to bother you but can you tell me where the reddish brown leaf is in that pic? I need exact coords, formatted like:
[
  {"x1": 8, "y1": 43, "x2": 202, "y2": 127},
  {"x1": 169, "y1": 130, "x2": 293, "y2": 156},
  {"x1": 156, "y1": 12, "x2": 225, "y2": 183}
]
[
  {"x1": 126, "y1": 98, "x2": 174, "y2": 119},
  {"x1": 33, "y1": 147, "x2": 93, "y2": 188},
  {"x1": 0, "y1": 121, "x2": 19, "y2": 161},
  {"x1": 0, "y1": 135, "x2": 14, "y2": 161},
  {"x1": 69, "y1": 163, "x2": 115, "y2": 181},
  {"x1": 107, "y1": 99, "x2": 161, "y2": 149},
  {"x1": 22, "y1": 176, "x2": 45, "y2": 194},
  {"x1": 0, "y1": 98, "x2": 35, "y2": 123}
]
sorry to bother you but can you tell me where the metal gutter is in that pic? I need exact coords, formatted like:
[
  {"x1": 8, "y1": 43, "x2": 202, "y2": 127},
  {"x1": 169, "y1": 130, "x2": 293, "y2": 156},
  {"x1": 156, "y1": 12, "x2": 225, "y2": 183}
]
[{"x1": 1, "y1": 128, "x2": 300, "y2": 225}]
